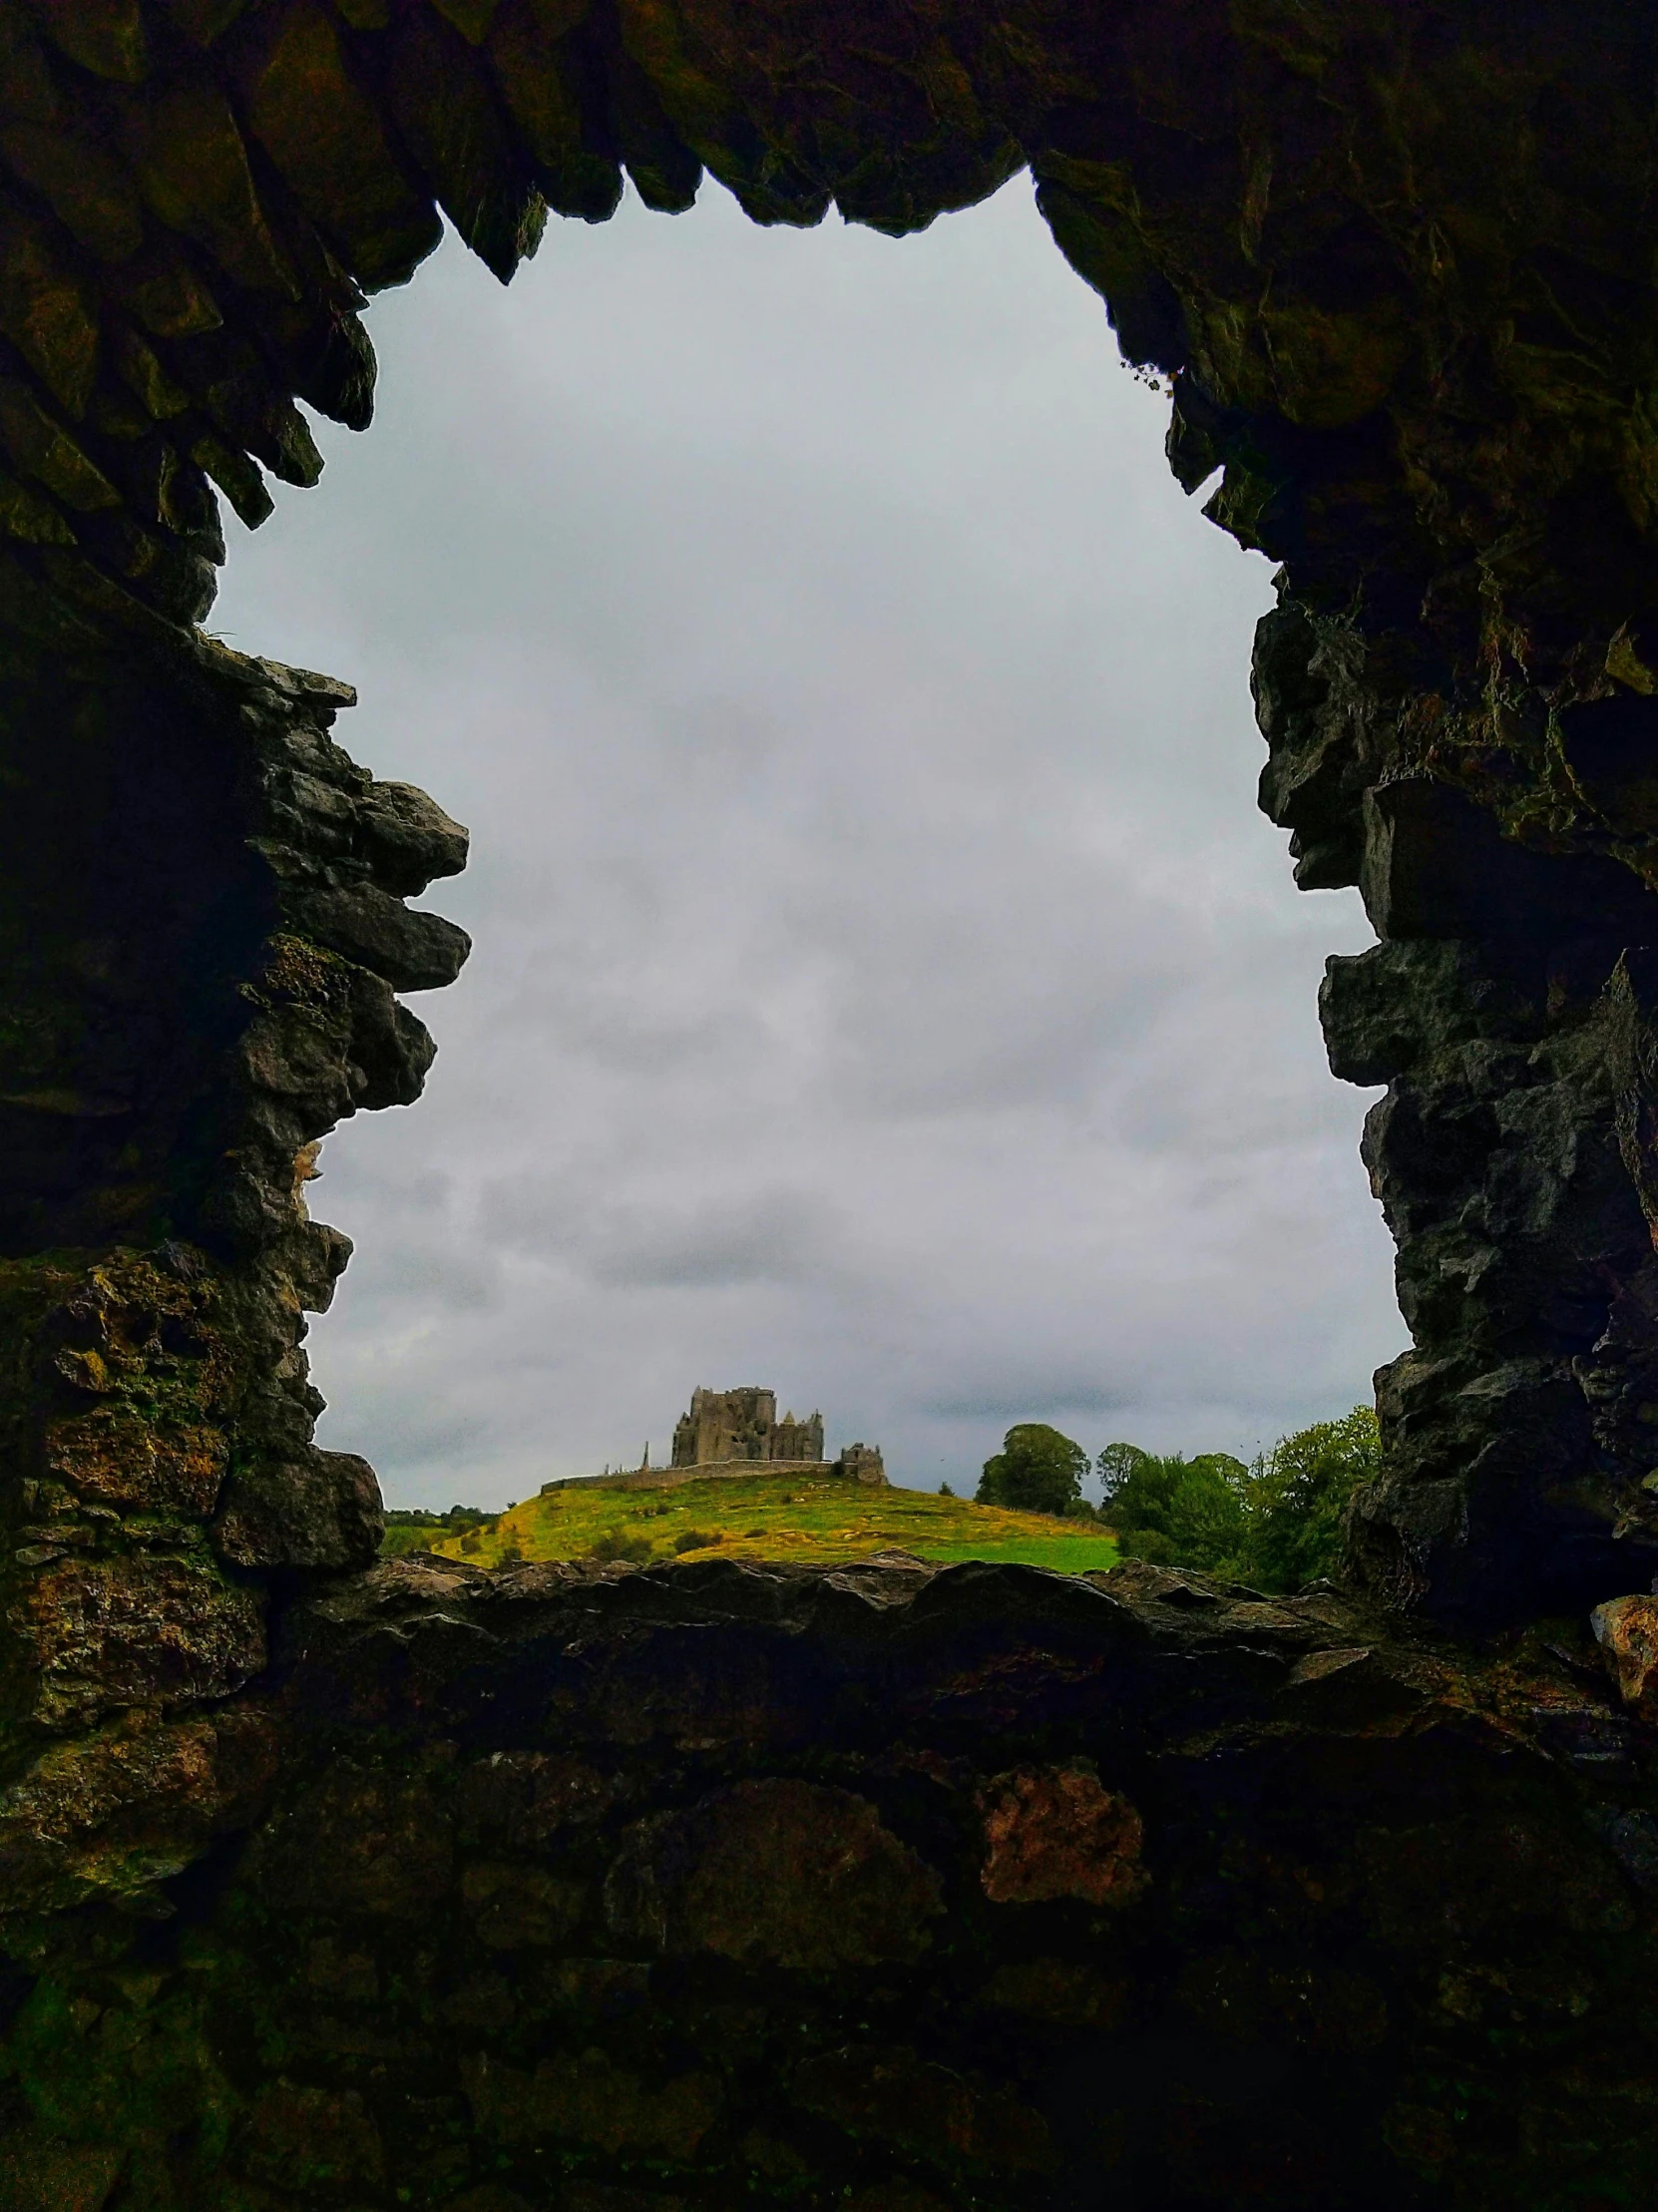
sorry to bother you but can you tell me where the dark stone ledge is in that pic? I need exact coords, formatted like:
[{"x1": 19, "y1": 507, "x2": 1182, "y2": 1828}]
[{"x1": 0, "y1": 1553, "x2": 1653, "y2": 2209}]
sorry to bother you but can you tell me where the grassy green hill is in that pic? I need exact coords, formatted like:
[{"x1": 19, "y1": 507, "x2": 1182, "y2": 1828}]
[{"x1": 387, "y1": 1471, "x2": 1120, "y2": 1574}]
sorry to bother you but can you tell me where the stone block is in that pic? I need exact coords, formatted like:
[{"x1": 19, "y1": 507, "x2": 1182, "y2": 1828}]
[
  {"x1": 245, "y1": 1762, "x2": 454, "y2": 1917},
  {"x1": 7, "y1": 1553, "x2": 265, "y2": 1730},
  {"x1": 239, "y1": 2079, "x2": 386, "y2": 2194},
  {"x1": 978, "y1": 1763, "x2": 1146, "y2": 1907},
  {"x1": 1591, "y1": 1590, "x2": 1658, "y2": 1719},
  {"x1": 460, "y1": 1859, "x2": 585, "y2": 1949},
  {"x1": 211, "y1": 1446, "x2": 382, "y2": 1570},
  {"x1": 792, "y1": 2045, "x2": 1057, "y2": 2178},
  {"x1": 461, "y1": 2048, "x2": 721, "y2": 2158},
  {"x1": 606, "y1": 1776, "x2": 943, "y2": 1972},
  {"x1": 281, "y1": 882, "x2": 471, "y2": 993}
]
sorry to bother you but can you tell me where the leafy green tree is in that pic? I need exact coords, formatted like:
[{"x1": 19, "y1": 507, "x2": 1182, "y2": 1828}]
[
  {"x1": 1097, "y1": 1441, "x2": 1150, "y2": 1504},
  {"x1": 1097, "y1": 1409, "x2": 1379, "y2": 1588},
  {"x1": 1164, "y1": 1453, "x2": 1251, "y2": 1571},
  {"x1": 1243, "y1": 1407, "x2": 1379, "y2": 1591},
  {"x1": 1104, "y1": 1449, "x2": 1250, "y2": 1572},
  {"x1": 977, "y1": 1424, "x2": 1088, "y2": 1516},
  {"x1": 1098, "y1": 1447, "x2": 1180, "y2": 1551}
]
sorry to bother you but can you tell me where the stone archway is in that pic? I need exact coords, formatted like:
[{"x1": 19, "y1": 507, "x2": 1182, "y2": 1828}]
[
  {"x1": 5, "y1": 0, "x2": 1656, "y2": 1641},
  {"x1": 2, "y1": 6, "x2": 1658, "y2": 2204}
]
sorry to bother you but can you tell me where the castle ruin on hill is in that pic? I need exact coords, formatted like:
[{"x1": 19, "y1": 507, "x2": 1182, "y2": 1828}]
[
  {"x1": 672, "y1": 1385, "x2": 824, "y2": 1471},
  {"x1": 545, "y1": 1386, "x2": 886, "y2": 1493}
]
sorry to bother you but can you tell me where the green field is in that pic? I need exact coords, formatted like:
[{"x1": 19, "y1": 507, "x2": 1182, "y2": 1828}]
[{"x1": 387, "y1": 1471, "x2": 1120, "y2": 1574}]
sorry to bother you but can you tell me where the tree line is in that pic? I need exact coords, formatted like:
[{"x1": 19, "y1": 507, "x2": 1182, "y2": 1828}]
[{"x1": 969, "y1": 1409, "x2": 1380, "y2": 1592}]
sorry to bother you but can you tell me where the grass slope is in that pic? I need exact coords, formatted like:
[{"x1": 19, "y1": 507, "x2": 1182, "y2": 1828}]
[{"x1": 406, "y1": 1472, "x2": 1120, "y2": 1574}]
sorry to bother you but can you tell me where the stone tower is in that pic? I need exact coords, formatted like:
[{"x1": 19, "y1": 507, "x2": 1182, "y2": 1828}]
[{"x1": 670, "y1": 1388, "x2": 825, "y2": 1470}]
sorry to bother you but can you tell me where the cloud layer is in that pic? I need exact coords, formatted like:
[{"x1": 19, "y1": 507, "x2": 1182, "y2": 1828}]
[{"x1": 212, "y1": 177, "x2": 1401, "y2": 1507}]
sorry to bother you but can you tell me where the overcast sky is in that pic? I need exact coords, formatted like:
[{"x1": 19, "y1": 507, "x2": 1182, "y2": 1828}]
[{"x1": 212, "y1": 175, "x2": 1401, "y2": 1509}]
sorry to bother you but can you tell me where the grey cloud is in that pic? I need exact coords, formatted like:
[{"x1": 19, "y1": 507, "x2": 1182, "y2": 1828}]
[
  {"x1": 478, "y1": 1176, "x2": 838, "y2": 1291},
  {"x1": 592, "y1": 1192, "x2": 839, "y2": 1290},
  {"x1": 926, "y1": 1382, "x2": 1141, "y2": 1424},
  {"x1": 342, "y1": 1242, "x2": 506, "y2": 1316}
]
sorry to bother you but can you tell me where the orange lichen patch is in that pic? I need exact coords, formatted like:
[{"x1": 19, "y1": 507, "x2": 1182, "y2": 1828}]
[
  {"x1": 978, "y1": 1762, "x2": 1147, "y2": 1909},
  {"x1": 1591, "y1": 1592, "x2": 1658, "y2": 1719},
  {"x1": 43, "y1": 1404, "x2": 226, "y2": 1514}
]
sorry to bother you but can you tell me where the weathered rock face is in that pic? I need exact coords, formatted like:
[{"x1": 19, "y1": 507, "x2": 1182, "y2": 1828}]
[
  {"x1": 1262, "y1": 606, "x2": 1658, "y2": 1620},
  {"x1": 0, "y1": 630, "x2": 468, "y2": 1803},
  {"x1": 1, "y1": 1554, "x2": 1655, "y2": 2209}
]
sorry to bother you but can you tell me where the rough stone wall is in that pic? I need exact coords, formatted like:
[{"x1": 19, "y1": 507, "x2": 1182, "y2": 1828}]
[
  {"x1": 1262, "y1": 622, "x2": 1658, "y2": 1621},
  {"x1": 771, "y1": 1410, "x2": 824, "y2": 1465},
  {"x1": 671, "y1": 1387, "x2": 779, "y2": 1468},
  {"x1": 0, "y1": 628, "x2": 468, "y2": 1823},
  {"x1": 1, "y1": 1554, "x2": 1655, "y2": 2211}
]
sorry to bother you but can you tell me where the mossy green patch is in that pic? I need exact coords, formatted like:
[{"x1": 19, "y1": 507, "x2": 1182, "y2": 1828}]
[{"x1": 417, "y1": 1473, "x2": 1119, "y2": 1574}]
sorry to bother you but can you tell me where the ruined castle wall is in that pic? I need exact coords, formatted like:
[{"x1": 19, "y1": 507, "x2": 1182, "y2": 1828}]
[
  {"x1": 545, "y1": 1451, "x2": 882, "y2": 1495},
  {"x1": 545, "y1": 1458, "x2": 841, "y2": 1495},
  {"x1": 771, "y1": 1413, "x2": 825, "y2": 1464}
]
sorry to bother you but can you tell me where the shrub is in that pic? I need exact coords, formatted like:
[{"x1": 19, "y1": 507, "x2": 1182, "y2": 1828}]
[
  {"x1": 672, "y1": 1529, "x2": 720, "y2": 1554},
  {"x1": 588, "y1": 1530, "x2": 654, "y2": 1564},
  {"x1": 977, "y1": 1424, "x2": 1087, "y2": 1516},
  {"x1": 1096, "y1": 1410, "x2": 1380, "y2": 1589}
]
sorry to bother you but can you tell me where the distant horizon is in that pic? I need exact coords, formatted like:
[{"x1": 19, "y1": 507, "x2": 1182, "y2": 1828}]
[{"x1": 384, "y1": 1392, "x2": 1375, "y2": 1515}]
